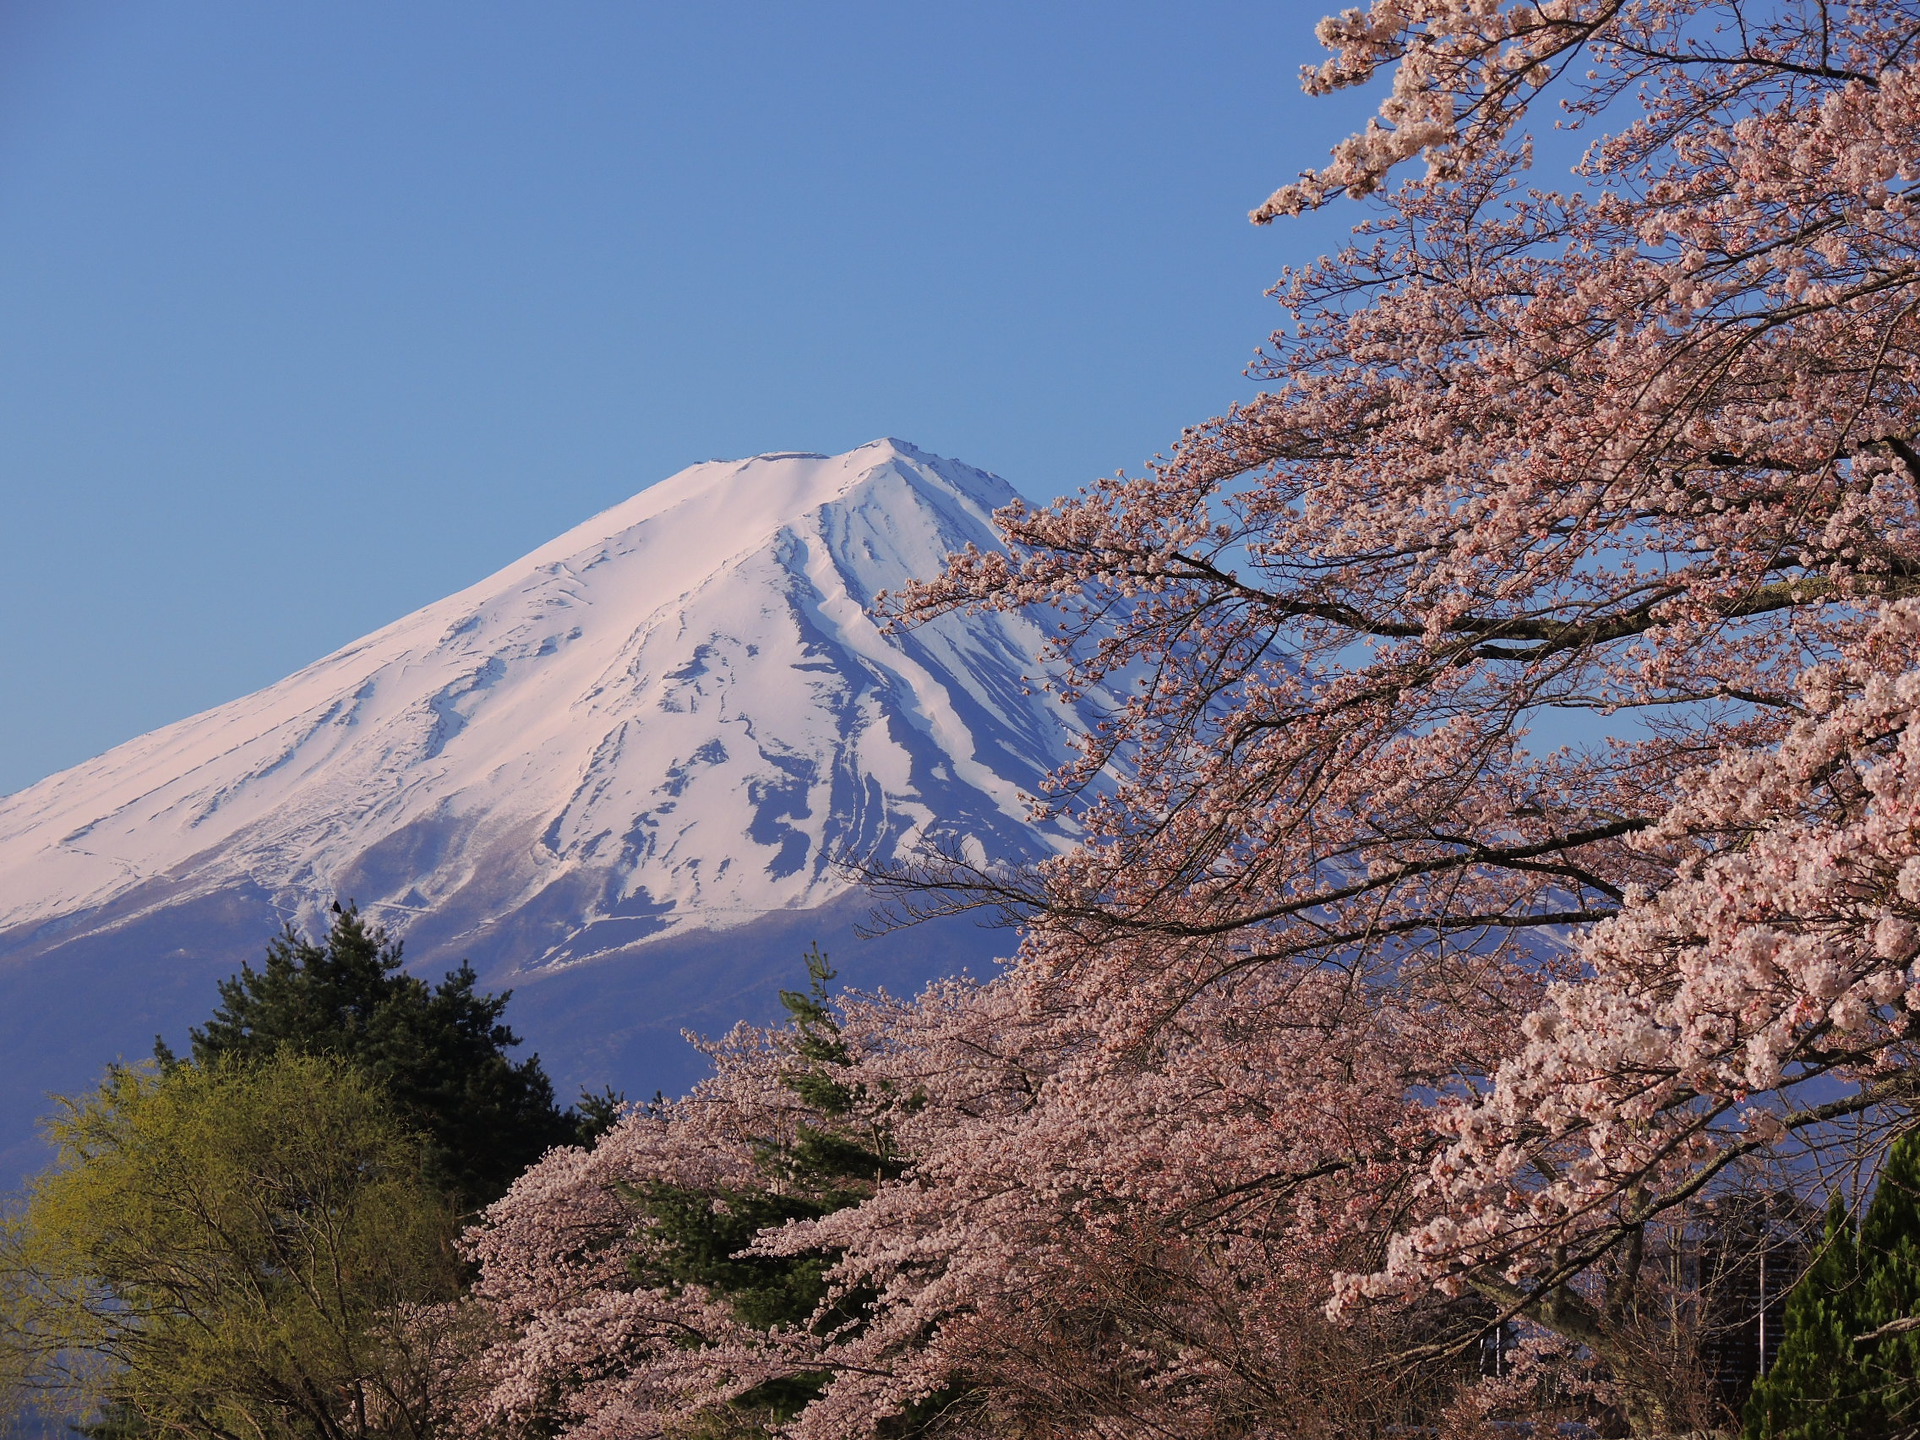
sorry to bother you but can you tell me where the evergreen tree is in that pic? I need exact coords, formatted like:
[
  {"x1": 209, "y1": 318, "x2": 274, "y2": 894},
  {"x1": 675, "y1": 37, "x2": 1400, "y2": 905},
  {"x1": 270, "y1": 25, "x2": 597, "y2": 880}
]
[
  {"x1": 1747, "y1": 1130, "x2": 1920, "y2": 1439},
  {"x1": 164, "y1": 903, "x2": 582, "y2": 1210},
  {"x1": 626, "y1": 946, "x2": 914, "y2": 1431}
]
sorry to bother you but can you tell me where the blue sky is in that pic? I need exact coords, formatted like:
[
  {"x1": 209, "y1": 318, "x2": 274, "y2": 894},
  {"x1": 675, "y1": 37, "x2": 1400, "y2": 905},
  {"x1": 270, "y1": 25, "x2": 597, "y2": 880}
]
[{"x1": 0, "y1": 1, "x2": 1373, "y2": 795}]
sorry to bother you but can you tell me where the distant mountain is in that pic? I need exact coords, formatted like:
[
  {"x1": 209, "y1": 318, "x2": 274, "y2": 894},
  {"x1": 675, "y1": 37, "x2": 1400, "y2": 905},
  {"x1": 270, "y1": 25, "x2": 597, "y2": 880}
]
[{"x1": 0, "y1": 440, "x2": 1098, "y2": 1179}]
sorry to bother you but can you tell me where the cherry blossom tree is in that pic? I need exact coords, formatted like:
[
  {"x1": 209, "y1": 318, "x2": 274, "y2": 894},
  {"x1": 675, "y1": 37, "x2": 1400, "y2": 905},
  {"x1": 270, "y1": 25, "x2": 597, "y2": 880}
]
[
  {"x1": 880, "y1": 0, "x2": 1920, "y2": 1423},
  {"x1": 454, "y1": 2, "x2": 1920, "y2": 1435},
  {"x1": 1343, "y1": 607, "x2": 1920, "y2": 1347},
  {"x1": 450, "y1": 971, "x2": 1517, "y2": 1438},
  {"x1": 444, "y1": 956, "x2": 919, "y2": 1439},
  {"x1": 894, "y1": 0, "x2": 1920, "y2": 1035}
]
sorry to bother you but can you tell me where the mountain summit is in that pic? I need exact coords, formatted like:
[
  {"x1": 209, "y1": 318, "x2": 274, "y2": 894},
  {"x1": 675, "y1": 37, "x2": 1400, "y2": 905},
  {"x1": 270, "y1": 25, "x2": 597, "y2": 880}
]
[{"x1": 0, "y1": 441, "x2": 1094, "y2": 1175}]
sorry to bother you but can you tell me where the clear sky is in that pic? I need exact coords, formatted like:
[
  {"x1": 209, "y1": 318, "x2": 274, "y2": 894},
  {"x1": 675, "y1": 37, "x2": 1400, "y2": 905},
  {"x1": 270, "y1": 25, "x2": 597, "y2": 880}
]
[{"x1": 0, "y1": 1, "x2": 1373, "y2": 796}]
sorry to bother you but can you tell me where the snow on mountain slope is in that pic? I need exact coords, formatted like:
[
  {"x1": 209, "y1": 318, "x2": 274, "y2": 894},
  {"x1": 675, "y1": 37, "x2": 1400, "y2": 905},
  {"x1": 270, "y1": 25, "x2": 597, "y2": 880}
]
[{"x1": 0, "y1": 441, "x2": 1090, "y2": 974}]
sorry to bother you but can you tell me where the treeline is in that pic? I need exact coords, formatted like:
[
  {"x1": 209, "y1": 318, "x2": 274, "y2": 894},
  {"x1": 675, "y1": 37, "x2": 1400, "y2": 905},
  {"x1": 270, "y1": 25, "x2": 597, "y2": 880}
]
[{"x1": 4, "y1": 909, "x2": 1920, "y2": 1438}]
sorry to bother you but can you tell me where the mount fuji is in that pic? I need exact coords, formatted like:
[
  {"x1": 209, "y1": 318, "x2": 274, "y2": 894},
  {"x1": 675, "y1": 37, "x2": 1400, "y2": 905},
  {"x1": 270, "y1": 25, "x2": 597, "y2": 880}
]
[{"x1": 0, "y1": 440, "x2": 1099, "y2": 1178}]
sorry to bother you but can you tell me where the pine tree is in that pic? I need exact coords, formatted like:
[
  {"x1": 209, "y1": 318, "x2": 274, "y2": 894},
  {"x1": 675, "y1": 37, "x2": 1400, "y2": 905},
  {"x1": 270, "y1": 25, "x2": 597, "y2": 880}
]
[
  {"x1": 1744, "y1": 1197, "x2": 1867, "y2": 1440},
  {"x1": 164, "y1": 903, "x2": 582, "y2": 1210},
  {"x1": 626, "y1": 945, "x2": 910, "y2": 1430},
  {"x1": 1746, "y1": 1130, "x2": 1920, "y2": 1439}
]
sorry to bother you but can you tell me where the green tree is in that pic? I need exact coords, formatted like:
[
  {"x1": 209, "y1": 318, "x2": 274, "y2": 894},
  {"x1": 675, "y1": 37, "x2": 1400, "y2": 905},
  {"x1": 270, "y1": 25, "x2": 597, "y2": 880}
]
[
  {"x1": 626, "y1": 946, "x2": 917, "y2": 1434},
  {"x1": 168, "y1": 904, "x2": 581, "y2": 1209},
  {"x1": 1747, "y1": 1131, "x2": 1920, "y2": 1439},
  {"x1": 0, "y1": 1052, "x2": 462, "y2": 1440}
]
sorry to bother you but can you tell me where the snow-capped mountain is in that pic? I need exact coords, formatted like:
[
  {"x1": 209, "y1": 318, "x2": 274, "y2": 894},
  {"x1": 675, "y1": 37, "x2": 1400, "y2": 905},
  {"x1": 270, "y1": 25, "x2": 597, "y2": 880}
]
[{"x1": 0, "y1": 440, "x2": 1094, "y2": 1178}]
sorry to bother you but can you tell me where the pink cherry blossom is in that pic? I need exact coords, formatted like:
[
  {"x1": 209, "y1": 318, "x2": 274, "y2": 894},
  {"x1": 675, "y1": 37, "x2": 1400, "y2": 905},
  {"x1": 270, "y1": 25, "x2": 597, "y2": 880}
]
[{"x1": 448, "y1": 3, "x2": 1920, "y2": 1434}]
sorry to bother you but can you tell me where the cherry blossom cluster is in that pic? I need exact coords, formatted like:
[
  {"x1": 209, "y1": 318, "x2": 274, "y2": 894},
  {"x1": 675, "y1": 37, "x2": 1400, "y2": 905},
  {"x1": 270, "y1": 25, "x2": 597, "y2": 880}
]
[
  {"x1": 451, "y1": 967, "x2": 1517, "y2": 1436},
  {"x1": 447, "y1": 2, "x2": 1920, "y2": 1433},
  {"x1": 1349, "y1": 602, "x2": 1920, "y2": 1310},
  {"x1": 444, "y1": 1022, "x2": 850, "y2": 1437},
  {"x1": 885, "y1": 0, "x2": 1920, "y2": 1095}
]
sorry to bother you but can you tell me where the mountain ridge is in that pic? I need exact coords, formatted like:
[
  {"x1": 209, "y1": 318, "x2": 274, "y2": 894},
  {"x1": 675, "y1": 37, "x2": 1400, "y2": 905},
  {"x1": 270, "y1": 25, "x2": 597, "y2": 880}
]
[
  {"x1": 0, "y1": 439, "x2": 1091, "y2": 1180},
  {"x1": 0, "y1": 439, "x2": 1080, "y2": 954}
]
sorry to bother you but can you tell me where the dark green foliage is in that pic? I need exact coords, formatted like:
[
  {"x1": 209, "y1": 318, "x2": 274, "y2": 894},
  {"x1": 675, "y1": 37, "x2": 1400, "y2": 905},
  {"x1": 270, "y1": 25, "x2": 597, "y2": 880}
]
[
  {"x1": 572, "y1": 1084, "x2": 631, "y2": 1147},
  {"x1": 765, "y1": 945, "x2": 902, "y2": 1202},
  {"x1": 627, "y1": 946, "x2": 906, "y2": 1428},
  {"x1": 777, "y1": 943, "x2": 858, "y2": 1114},
  {"x1": 1746, "y1": 1129, "x2": 1920, "y2": 1439},
  {"x1": 167, "y1": 903, "x2": 581, "y2": 1210},
  {"x1": 1744, "y1": 1197, "x2": 1870, "y2": 1440},
  {"x1": 628, "y1": 1180, "x2": 841, "y2": 1333}
]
